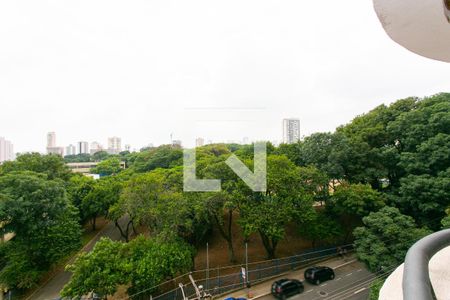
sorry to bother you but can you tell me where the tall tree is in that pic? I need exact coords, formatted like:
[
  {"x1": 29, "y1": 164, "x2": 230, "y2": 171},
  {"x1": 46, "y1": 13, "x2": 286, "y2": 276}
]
[
  {"x1": 0, "y1": 153, "x2": 72, "y2": 181},
  {"x1": 330, "y1": 183, "x2": 385, "y2": 241},
  {"x1": 297, "y1": 211, "x2": 343, "y2": 247},
  {"x1": 61, "y1": 236, "x2": 193, "y2": 299},
  {"x1": 0, "y1": 172, "x2": 81, "y2": 289},
  {"x1": 83, "y1": 177, "x2": 122, "y2": 231},
  {"x1": 91, "y1": 157, "x2": 123, "y2": 176},
  {"x1": 354, "y1": 206, "x2": 430, "y2": 272},
  {"x1": 66, "y1": 174, "x2": 95, "y2": 222},
  {"x1": 239, "y1": 155, "x2": 316, "y2": 259},
  {"x1": 202, "y1": 158, "x2": 241, "y2": 262},
  {"x1": 61, "y1": 238, "x2": 131, "y2": 298}
]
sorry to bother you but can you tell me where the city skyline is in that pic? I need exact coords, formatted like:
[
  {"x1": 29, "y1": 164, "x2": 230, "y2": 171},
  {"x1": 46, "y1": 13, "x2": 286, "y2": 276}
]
[
  {"x1": 5, "y1": 128, "x2": 289, "y2": 156},
  {"x1": 35, "y1": 130, "x2": 280, "y2": 156}
]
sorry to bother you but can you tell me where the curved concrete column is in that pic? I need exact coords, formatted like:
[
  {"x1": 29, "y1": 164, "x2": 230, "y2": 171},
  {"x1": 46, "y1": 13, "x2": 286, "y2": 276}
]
[{"x1": 373, "y1": 0, "x2": 450, "y2": 63}]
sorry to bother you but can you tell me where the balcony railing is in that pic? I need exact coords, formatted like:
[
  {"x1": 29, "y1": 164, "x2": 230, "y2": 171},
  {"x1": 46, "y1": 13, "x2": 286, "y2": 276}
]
[{"x1": 402, "y1": 229, "x2": 450, "y2": 300}]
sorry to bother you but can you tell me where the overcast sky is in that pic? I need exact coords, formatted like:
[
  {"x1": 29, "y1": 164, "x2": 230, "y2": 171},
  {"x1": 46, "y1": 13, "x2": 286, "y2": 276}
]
[{"x1": 0, "y1": 0, "x2": 449, "y2": 153}]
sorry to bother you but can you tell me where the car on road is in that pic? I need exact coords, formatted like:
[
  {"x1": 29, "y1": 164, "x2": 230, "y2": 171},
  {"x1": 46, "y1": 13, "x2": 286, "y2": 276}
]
[
  {"x1": 304, "y1": 266, "x2": 335, "y2": 285},
  {"x1": 271, "y1": 279, "x2": 304, "y2": 299}
]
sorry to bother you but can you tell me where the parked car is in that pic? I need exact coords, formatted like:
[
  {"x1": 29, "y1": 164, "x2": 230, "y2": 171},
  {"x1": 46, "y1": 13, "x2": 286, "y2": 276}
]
[
  {"x1": 271, "y1": 279, "x2": 304, "y2": 299},
  {"x1": 304, "y1": 266, "x2": 335, "y2": 285}
]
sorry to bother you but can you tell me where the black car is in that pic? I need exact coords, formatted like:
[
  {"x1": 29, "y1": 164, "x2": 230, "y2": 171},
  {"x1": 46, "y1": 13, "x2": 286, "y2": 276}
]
[
  {"x1": 304, "y1": 266, "x2": 335, "y2": 285},
  {"x1": 271, "y1": 279, "x2": 304, "y2": 299}
]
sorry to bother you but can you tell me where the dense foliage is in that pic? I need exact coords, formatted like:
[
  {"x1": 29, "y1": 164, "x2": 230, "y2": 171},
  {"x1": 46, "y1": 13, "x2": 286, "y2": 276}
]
[
  {"x1": 61, "y1": 236, "x2": 193, "y2": 298},
  {"x1": 0, "y1": 171, "x2": 81, "y2": 288},
  {"x1": 353, "y1": 206, "x2": 430, "y2": 272}
]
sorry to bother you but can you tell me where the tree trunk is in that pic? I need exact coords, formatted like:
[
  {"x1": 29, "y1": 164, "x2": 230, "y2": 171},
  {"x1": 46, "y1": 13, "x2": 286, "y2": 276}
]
[
  {"x1": 92, "y1": 216, "x2": 97, "y2": 231},
  {"x1": 115, "y1": 219, "x2": 131, "y2": 242},
  {"x1": 131, "y1": 221, "x2": 137, "y2": 235},
  {"x1": 226, "y1": 209, "x2": 236, "y2": 262},
  {"x1": 227, "y1": 237, "x2": 236, "y2": 263},
  {"x1": 259, "y1": 231, "x2": 276, "y2": 259},
  {"x1": 213, "y1": 209, "x2": 236, "y2": 263}
]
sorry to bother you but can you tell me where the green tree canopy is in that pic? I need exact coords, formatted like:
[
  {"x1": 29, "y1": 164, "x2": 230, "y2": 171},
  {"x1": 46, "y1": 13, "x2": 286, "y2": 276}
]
[
  {"x1": 91, "y1": 157, "x2": 123, "y2": 176},
  {"x1": 0, "y1": 172, "x2": 81, "y2": 289},
  {"x1": 82, "y1": 176, "x2": 123, "y2": 231},
  {"x1": 131, "y1": 145, "x2": 183, "y2": 172},
  {"x1": 61, "y1": 236, "x2": 193, "y2": 299},
  {"x1": 353, "y1": 206, "x2": 430, "y2": 272},
  {"x1": 0, "y1": 153, "x2": 72, "y2": 181},
  {"x1": 330, "y1": 183, "x2": 385, "y2": 240}
]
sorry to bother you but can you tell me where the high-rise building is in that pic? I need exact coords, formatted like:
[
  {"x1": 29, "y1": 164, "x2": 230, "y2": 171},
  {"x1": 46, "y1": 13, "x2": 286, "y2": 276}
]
[
  {"x1": 90, "y1": 141, "x2": 103, "y2": 154},
  {"x1": 47, "y1": 132, "x2": 56, "y2": 148},
  {"x1": 124, "y1": 144, "x2": 131, "y2": 152},
  {"x1": 46, "y1": 132, "x2": 64, "y2": 155},
  {"x1": 66, "y1": 144, "x2": 77, "y2": 156},
  {"x1": 107, "y1": 137, "x2": 122, "y2": 154},
  {"x1": 0, "y1": 137, "x2": 14, "y2": 163},
  {"x1": 77, "y1": 141, "x2": 89, "y2": 154},
  {"x1": 196, "y1": 137, "x2": 205, "y2": 147},
  {"x1": 282, "y1": 118, "x2": 300, "y2": 144}
]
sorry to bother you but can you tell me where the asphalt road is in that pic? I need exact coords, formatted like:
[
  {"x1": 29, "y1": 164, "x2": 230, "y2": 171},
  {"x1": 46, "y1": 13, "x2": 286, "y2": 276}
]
[
  {"x1": 27, "y1": 218, "x2": 128, "y2": 300},
  {"x1": 258, "y1": 260, "x2": 373, "y2": 300}
]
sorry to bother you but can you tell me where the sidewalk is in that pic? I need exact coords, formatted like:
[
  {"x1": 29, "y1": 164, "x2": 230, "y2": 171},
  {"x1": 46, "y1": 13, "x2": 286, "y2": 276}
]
[{"x1": 219, "y1": 254, "x2": 356, "y2": 300}]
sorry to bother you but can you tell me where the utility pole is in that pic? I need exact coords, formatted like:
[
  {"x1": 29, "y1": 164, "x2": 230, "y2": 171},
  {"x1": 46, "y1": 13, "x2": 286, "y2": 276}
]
[
  {"x1": 245, "y1": 242, "x2": 249, "y2": 283},
  {"x1": 206, "y1": 242, "x2": 209, "y2": 291},
  {"x1": 245, "y1": 243, "x2": 252, "y2": 298}
]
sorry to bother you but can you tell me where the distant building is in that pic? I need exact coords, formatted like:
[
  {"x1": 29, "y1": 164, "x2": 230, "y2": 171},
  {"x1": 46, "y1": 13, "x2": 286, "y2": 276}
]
[
  {"x1": 90, "y1": 141, "x2": 103, "y2": 155},
  {"x1": 124, "y1": 144, "x2": 131, "y2": 152},
  {"x1": 196, "y1": 137, "x2": 205, "y2": 147},
  {"x1": 77, "y1": 141, "x2": 89, "y2": 154},
  {"x1": 282, "y1": 118, "x2": 300, "y2": 144},
  {"x1": 66, "y1": 144, "x2": 76, "y2": 156},
  {"x1": 242, "y1": 137, "x2": 250, "y2": 144},
  {"x1": 47, "y1": 132, "x2": 56, "y2": 148},
  {"x1": 172, "y1": 140, "x2": 182, "y2": 147},
  {"x1": 66, "y1": 161, "x2": 126, "y2": 175},
  {"x1": 0, "y1": 137, "x2": 14, "y2": 163},
  {"x1": 47, "y1": 147, "x2": 64, "y2": 156},
  {"x1": 46, "y1": 132, "x2": 64, "y2": 155},
  {"x1": 107, "y1": 137, "x2": 122, "y2": 154}
]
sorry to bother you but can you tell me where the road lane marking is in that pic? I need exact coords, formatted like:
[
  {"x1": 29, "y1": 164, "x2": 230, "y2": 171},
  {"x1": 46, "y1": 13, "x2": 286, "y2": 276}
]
[
  {"x1": 305, "y1": 289, "x2": 313, "y2": 293},
  {"x1": 354, "y1": 287, "x2": 367, "y2": 294},
  {"x1": 336, "y1": 277, "x2": 342, "y2": 281},
  {"x1": 320, "y1": 283, "x2": 328, "y2": 287},
  {"x1": 356, "y1": 269, "x2": 362, "y2": 272},
  {"x1": 345, "y1": 272, "x2": 353, "y2": 277},
  {"x1": 333, "y1": 259, "x2": 357, "y2": 269}
]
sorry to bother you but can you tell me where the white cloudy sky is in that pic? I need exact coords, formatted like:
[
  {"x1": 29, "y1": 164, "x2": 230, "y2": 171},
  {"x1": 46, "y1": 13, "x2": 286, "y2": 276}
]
[{"x1": 0, "y1": 0, "x2": 449, "y2": 153}]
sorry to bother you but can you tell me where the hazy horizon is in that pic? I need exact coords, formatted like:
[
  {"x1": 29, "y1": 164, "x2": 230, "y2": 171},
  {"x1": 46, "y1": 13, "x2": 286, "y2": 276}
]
[{"x1": 1, "y1": 0, "x2": 449, "y2": 153}]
